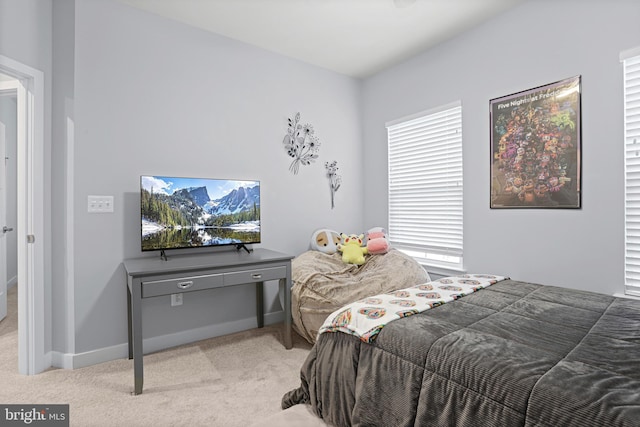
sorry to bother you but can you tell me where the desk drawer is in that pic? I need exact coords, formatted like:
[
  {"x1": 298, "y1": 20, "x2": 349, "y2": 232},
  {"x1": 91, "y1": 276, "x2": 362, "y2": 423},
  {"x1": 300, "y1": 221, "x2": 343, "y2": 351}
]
[
  {"x1": 142, "y1": 273, "x2": 224, "y2": 298},
  {"x1": 224, "y1": 266, "x2": 286, "y2": 286}
]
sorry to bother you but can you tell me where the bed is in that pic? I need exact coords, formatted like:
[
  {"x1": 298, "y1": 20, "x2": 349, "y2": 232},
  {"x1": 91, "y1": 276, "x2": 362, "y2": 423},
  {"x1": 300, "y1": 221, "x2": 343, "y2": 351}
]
[
  {"x1": 282, "y1": 276, "x2": 640, "y2": 427},
  {"x1": 291, "y1": 249, "x2": 430, "y2": 343}
]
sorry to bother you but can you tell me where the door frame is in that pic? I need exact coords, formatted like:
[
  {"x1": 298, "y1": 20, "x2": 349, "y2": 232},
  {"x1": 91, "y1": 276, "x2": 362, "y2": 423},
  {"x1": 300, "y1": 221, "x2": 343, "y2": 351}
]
[{"x1": 0, "y1": 55, "x2": 47, "y2": 375}]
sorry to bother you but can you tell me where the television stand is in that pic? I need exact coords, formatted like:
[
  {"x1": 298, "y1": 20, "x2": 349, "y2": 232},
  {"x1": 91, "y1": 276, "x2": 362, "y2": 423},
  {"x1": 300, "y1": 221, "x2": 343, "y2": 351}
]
[
  {"x1": 235, "y1": 243, "x2": 251, "y2": 254},
  {"x1": 124, "y1": 248, "x2": 294, "y2": 395}
]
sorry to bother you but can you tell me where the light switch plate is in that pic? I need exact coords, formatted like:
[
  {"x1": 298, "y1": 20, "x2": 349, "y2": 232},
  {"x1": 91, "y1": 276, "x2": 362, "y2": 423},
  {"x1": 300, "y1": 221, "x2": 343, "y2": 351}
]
[{"x1": 88, "y1": 195, "x2": 114, "y2": 213}]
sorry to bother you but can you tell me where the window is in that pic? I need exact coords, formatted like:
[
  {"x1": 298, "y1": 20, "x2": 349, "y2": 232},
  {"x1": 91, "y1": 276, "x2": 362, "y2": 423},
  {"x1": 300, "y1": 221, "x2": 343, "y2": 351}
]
[
  {"x1": 386, "y1": 101, "x2": 463, "y2": 275},
  {"x1": 623, "y1": 47, "x2": 640, "y2": 297}
]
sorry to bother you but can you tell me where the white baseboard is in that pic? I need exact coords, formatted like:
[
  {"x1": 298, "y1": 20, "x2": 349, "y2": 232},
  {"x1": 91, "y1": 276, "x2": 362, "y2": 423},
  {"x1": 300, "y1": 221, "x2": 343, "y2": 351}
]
[
  {"x1": 51, "y1": 310, "x2": 285, "y2": 370},
  {"x1": 51, "y1": 348, "x2": 74, "y2": 370}
]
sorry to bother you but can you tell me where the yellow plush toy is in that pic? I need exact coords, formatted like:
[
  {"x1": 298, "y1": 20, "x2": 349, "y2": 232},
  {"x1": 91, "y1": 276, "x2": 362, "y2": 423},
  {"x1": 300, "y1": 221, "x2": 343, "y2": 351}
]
[{"x1": 337, "y1": 233, "x2": 368, "y2": 265}]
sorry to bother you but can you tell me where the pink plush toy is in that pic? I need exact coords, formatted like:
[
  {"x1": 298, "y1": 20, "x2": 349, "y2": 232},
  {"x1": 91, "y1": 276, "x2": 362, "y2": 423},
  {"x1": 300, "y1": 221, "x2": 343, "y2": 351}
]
[{"x1": 366, "y1": 227, "x2": 390, "y2": 255}]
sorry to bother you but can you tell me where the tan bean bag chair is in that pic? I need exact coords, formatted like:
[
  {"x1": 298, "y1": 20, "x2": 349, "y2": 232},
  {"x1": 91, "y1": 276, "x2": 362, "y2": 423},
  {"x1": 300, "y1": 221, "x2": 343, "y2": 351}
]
[{"x1": 291, "y1": 248, "x2": 430, "y2": 343}]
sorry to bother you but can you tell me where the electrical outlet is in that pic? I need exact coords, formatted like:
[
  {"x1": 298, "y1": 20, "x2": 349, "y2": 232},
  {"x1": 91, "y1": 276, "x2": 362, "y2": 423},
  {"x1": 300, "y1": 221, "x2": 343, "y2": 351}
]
[{"x1": 171, "y1": 293, "x2": 183, "y2": 306}]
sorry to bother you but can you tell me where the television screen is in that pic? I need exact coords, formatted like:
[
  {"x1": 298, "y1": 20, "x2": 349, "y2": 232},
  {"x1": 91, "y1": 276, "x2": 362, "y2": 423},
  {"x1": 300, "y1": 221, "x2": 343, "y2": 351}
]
[{"x1": 140, "y1": 175, "x2": 260, "y2": 252}]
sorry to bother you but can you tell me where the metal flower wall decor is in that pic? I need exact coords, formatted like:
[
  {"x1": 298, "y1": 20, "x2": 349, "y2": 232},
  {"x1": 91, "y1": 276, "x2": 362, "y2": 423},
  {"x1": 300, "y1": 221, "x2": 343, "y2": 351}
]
[
  {"x1": 283, "y1": 112, "x2": 321, "y2": 174},
  {"x1": 325, "y1": 160, "x2": 342, "y2": 209}
]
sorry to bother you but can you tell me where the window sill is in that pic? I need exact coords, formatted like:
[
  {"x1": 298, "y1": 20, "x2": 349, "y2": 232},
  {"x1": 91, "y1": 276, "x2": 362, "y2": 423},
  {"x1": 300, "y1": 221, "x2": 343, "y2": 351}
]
[
  {"x1": 416, "y1": 261, "x2": 466, "y2": 278},
  {"x1": 613, "y1": 292, "x2": 640, "y2": 300}
]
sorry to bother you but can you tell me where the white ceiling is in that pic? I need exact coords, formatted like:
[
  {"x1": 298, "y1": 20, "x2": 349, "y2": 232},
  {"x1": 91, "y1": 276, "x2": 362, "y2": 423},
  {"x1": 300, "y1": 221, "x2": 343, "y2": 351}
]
[{"x1": 116, "y1": 0, "x2": 524, "y2": 78}]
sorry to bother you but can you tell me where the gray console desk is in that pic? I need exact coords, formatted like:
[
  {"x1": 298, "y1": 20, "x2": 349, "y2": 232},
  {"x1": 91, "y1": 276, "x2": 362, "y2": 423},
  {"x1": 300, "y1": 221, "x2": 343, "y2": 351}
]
[{"x1": 124, "y1": 248, "x2": 294, "y2": 395}]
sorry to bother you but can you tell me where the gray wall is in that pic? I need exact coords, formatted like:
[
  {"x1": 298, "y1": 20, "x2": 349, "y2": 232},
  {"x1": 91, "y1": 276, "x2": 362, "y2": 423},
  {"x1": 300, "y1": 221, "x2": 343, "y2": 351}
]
[
  {"x1": 52, "y1": 0, "x2": 75, "y2": 355},
  {"x1": 71, "y1": 0, "x2": 363, "y2": 354},
  {"x1": 362, "y1": 0, "x2": 640, "y2": 295}
]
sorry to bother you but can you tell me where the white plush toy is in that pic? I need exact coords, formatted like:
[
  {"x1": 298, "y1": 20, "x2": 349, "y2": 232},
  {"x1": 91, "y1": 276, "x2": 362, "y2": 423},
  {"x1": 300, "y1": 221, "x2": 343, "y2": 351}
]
[{"x1": 310, "y1": 228, "x2": 342, "y2": 254}]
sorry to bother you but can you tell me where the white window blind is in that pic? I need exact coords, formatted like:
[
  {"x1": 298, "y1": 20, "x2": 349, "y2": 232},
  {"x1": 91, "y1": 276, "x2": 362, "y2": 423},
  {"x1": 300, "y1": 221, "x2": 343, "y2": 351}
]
[
  {"x1": 623, "y1": 49, "x2": 640, "y2": 297},
  {"x1": 387, "y1": 102, "x2": 463, "y2": 271}
]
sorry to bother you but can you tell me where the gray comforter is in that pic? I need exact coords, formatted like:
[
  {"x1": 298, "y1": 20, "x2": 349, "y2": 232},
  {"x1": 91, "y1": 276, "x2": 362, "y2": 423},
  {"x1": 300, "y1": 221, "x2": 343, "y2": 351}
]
[{"x1": 282, "y1": 279, "x2": 640, "y2": 426}]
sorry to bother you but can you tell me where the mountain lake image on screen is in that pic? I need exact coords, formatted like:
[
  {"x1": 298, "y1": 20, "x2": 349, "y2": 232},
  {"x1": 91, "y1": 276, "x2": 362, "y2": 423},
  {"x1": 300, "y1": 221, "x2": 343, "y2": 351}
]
[{"x1": 140, "y1": 175, "x2": 261, "y2": 251}]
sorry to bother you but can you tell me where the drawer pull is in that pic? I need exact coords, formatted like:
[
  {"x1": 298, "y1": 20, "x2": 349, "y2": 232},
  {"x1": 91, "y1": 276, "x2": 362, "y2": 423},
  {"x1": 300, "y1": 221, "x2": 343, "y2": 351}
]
[
  {"x1": 177, "y1": 281, "x2": 194, "y2": 290},
  {"x1": 251, "y1": 273, "x2": 263, "y2": 280}
]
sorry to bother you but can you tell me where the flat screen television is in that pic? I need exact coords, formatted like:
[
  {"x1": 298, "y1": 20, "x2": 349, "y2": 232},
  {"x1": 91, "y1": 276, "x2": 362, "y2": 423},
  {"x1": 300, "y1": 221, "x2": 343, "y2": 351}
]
[{"x1": 140, "y1": 175, "x2": 260, "y2": 253}]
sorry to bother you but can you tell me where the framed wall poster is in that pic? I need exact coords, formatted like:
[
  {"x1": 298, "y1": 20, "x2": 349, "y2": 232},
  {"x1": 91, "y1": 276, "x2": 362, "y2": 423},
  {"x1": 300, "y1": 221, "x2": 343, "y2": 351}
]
[{"x1": 490, "y1": 75, "x2": 581, "y2": 208}]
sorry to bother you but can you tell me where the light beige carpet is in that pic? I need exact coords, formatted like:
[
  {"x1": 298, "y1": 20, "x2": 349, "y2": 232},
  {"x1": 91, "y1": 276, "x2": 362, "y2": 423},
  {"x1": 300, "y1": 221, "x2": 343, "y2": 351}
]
[{"x1": 0, "y1": 286, "x2": 329, "y2": 426}]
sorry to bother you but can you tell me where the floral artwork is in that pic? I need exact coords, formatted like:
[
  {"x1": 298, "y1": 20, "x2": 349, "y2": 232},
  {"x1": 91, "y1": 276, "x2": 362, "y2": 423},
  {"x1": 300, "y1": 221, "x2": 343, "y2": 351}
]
[
  {"x1": 325, "y1": 160, "x2": 341, "y2": 209},
  {"x1": 490, "y1": 76, "x2": 581, "y2": 208},
  {"x1": 283, "y1": 112, "x2": 321, "y2": 174}
]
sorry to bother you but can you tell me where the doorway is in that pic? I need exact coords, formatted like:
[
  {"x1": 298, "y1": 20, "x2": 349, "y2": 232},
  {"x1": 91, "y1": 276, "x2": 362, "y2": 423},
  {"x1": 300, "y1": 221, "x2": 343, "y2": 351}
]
[
  {"x1": 0, "y1": 55, "x2": 47, "y2": 375},
  {"x1": 0, "y1": 81, "x2": 19, "y2": 365},
  {"x1": 0, "y1": 87, "x2": 18, "y2": 326}
]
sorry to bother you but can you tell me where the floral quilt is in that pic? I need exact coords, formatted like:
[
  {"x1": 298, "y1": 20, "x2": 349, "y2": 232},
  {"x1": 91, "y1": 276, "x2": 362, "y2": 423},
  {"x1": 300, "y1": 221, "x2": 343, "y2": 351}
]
[{"x1": 318, "y1": 274, "x2": 508, "y2": 342}]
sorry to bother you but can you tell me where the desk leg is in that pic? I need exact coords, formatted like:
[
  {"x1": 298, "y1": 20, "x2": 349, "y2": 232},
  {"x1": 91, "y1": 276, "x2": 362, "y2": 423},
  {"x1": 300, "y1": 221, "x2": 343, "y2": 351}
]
[
  {"x1": 256, "y1": 281, "x2": 264, "y2": 328},
  {"x1": 127, "y1": 285, "x2": 133, "y2": 360},
  {"x1": 130, "y1": 278, "x2": 144, "y2": 395},
  {"x1": 280, "y1": 277, "x2": 292, "y2": 349}
]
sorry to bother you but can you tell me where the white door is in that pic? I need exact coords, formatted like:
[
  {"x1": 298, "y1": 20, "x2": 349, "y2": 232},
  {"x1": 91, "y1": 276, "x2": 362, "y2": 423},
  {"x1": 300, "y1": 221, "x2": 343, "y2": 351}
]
[{"x1": 0, "y1": 121, "x2": 6, "y2": 322}]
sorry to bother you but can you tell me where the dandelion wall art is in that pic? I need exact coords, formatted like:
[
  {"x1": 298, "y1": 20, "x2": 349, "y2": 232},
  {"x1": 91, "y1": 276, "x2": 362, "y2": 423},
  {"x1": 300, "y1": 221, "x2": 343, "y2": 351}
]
[{"x1": 325, "y1": 160, "x2": 341, "y2": 209}]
